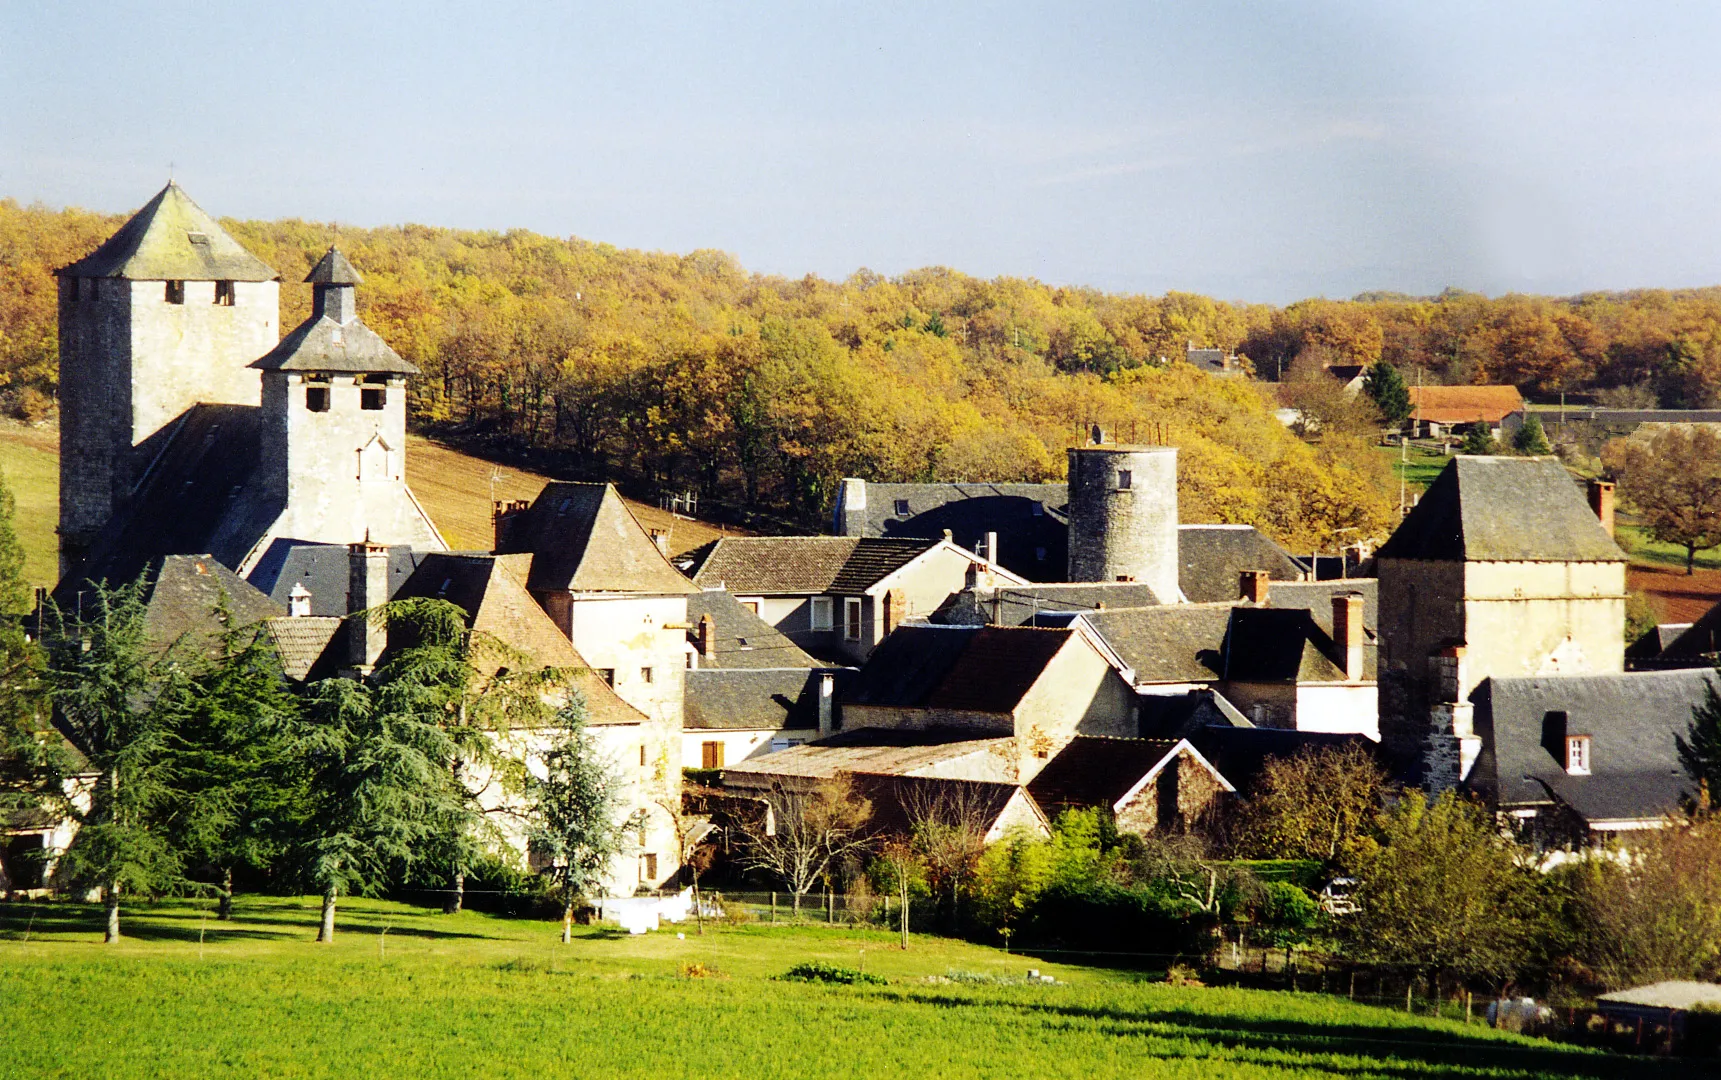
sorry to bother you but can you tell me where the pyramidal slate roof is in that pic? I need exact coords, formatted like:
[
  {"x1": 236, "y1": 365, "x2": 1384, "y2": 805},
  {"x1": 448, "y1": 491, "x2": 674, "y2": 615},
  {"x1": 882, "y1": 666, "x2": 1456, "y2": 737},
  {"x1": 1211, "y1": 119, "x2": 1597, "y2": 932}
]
[
  {"x1": 251, "y1": 248, "x2": 416, "y2": 375},
  {"x1": 498, "y1": 482, "x2": 698, "y2": 595},
  {"x1": 1377, "y1": 456, "x2": 1625, "y2": 563},
  {"x1": 60, "y1": 182, "x2": 278, "y2": 282},
  {"x1": 306, "y1": 247, "x2": 363, "y2": 284}
]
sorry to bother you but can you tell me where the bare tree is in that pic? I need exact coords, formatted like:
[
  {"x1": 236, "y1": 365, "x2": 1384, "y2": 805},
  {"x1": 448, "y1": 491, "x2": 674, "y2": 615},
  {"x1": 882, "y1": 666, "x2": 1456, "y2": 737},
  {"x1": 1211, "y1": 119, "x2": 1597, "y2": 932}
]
[
  {"x1": 900, "y1": 781, "x2": 994, "y2": 930},
  {"x1": 656, "y1": 795, "x2": 714, "y2": 934},
  {"x1": 735, "y1": 775, "x2": 871, "y2": 913}
]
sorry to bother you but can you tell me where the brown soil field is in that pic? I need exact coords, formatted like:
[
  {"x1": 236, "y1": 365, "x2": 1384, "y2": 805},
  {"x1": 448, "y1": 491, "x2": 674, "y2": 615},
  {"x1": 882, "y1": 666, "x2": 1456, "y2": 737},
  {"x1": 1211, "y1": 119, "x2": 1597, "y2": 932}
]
[{"x1": 1628, "y1": 562, "x2": 1721, "y2": 624}]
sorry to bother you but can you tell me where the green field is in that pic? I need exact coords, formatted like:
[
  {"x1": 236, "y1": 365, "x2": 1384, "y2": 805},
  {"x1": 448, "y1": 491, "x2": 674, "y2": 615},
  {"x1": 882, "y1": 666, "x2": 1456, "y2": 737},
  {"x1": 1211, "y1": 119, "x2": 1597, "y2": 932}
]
[
  {"x1": 0, "y1": 897, "x2": 1675, "y2": 1079},
  {"x1": 1377, "y1": 442, "x2": 1452, "y2": 492},
  {"x1": 0, "y1": 420, "x2": 59, "y2": 593}
]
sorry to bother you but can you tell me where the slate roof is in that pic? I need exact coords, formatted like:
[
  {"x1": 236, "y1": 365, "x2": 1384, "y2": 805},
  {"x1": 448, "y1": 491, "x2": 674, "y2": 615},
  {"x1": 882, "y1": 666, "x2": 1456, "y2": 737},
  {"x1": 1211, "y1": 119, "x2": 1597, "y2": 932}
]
[
  {"x1": 685, "y1": 668, "x2": 839, "y2": 730},
  {"x1": 845, "y1": 625, "x2": 1074, "y2": 714},
  {"x1": 1188, "y1": 727, "x2": 1378, "y2": 797},
  {"x1": 851, "y1": 774, "x2": 1046, "y2": 839},
  {"x1": 1222, "y1": 607, "x2": 1349, "y2": 683},
  {"x1": 1177, "y1": 525, "x2": 1306, "y2": 603},
  {"x1": 251, "y1": 308, "x2": 418, "y2": 374},
  {"x1": 250, "y1": 542, "x2": 426, "y2": 617},
  {"x1": 306, "y1": 247, "x2": 362, "y2": 284},
  {"x1": 1626, "y1": 622, "x2": 1697, "y2": 666},
  {"x1": 138, "y1": 555, "x2": 284, "y2": 656},
  {"x1": 1376, "y1": 457, "x2": 1626, "y2": 563},
  {"x1": 1268, "y1": 579, "x2": 1379, "y2": 642},
  {"x1": 497, "y1": 482, "x2": 698, "y2": 595},
  {"x1": 687, "y1": 588, "x2": 817, "y2": 669},
  {"x1": 1139, "y1": 688, "x2": 1252, "y2": 739},
  {"x1": 59, "y1": 182, "x2": 279, "y2": 282},
  {"x1": 1408, "y1": 385, "x2": 1525, "y2": 425},
  {"x1": 1468, "y1": 669, "x2": 1714, "y2": 824},
  {"x1": 1026, "y1": 736, "x2": 1185, "y2": 814},
  {"x1": 836, "y1": 480, "x2": 1069, "y2": 582},
  {"x1": 933, "y1": 582, "x2": 1163, "y2": 626},
  {"x1": 1080, "y1": 605, "x2": 1233, "y2": 684},
  {"x1": 62, "y1": 404, "x2": 281, "y2": 596},
  {"x1": 686, "y1": 536, "x2": 939, "y2": 595}
]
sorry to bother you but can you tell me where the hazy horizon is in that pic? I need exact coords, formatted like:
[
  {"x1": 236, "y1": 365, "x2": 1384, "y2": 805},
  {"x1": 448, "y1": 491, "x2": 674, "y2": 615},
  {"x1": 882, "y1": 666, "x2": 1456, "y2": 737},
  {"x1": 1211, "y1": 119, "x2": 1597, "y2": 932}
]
[{"x1": 7, "y1": 2, "x2": 1721, "y2": 305}]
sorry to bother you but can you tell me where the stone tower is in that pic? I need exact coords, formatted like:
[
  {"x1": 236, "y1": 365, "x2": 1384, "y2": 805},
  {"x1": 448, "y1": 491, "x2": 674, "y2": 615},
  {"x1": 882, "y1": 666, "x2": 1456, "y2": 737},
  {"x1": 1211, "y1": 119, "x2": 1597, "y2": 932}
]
[
  {"x1": 55, "y1": 182, "x2": 280, "y2": 573},
  {"x1": 1066, "y1": 438, "x2": 1180, "y2": 603},
  {"x1": 1375, "y1": 456, "x2": 1626, "y2": 787},
  {"x1": 244, "y1": 247, "x2": 443, "y2": 570}
]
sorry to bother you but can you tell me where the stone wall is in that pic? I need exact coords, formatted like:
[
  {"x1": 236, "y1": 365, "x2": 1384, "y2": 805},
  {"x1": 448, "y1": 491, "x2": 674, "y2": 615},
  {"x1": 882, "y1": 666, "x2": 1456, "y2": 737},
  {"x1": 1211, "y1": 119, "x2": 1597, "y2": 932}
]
[{"x1": 1066, "y1": 445, "x2": 1179, "y2": 602}]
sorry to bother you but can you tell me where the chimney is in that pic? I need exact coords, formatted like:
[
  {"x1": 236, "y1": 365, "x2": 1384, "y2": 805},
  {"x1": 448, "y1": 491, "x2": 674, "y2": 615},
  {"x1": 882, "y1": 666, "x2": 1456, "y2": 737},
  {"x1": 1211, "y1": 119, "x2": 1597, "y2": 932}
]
[
  {"x1": 288, "y1": 582, "x2": 313, "y2": 618},
  {"x1": 697, "y1": 613, "x2": 716, "y2": 660},
  {"x1": 650, "y1": 528, "x2": 671, "y2": 556},
  {"x1": 1588, "y1": 479, "x2": 1616, "y2": 537},
  {"x1": 493, "y1": 499, "x2": 530, "y2": 552},
  {"x1": 983, "y1": 531, "x2": 998, "y2": 564},
  {"x1": 817, "y1": 671, "x2": 837, "y2": 736},
  {"x1": 1333, "y1": 593, "x2": 1364, "y2": 682},
  {"x1": 1238, "y1": 570, "x2": 1270, "y2": 605},
  {"x1": 835, "y1": 478, "x2": 867, "y2": 536},
  {"x1": 346, "y1": 540, "x2": 391, "y2": 673},
  {"x1": 883, "y1": 588, "x2": 906, "y2": 635}
]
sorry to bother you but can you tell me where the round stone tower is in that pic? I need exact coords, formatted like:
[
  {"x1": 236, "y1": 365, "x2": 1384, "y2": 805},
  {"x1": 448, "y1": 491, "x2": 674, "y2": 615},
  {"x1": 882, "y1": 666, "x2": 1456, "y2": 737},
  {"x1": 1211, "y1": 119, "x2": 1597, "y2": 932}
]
[{"x1": 1066, "y1": 441, "x2": 1179, "y2": 601}]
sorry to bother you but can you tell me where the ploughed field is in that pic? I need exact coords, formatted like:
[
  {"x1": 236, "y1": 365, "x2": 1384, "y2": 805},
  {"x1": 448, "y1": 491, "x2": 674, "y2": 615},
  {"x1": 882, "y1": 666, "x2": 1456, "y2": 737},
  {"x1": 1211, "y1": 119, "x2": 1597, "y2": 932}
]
[{"x1": 0, "y1": 897, "x2": 1675, "y2": 1079}]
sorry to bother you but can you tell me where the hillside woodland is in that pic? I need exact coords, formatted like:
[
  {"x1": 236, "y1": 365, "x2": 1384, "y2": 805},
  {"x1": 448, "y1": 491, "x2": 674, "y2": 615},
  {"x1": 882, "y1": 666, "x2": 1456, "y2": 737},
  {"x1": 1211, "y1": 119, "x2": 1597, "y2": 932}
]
[{"x1": 12, "y1": 199, "x2": 1721, "y2": 547}]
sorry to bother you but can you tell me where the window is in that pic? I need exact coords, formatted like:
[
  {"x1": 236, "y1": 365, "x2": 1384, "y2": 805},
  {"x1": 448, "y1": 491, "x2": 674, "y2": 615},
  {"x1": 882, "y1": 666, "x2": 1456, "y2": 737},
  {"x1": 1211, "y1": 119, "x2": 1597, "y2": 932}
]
[
  {"x1": 738, "y1": 597, "x2": 762, "y2": 615},
  {"x1": 361, "y1": 387, "x2": 386, "y2": 410},
  {"x1": 598, "y1": 668, "x2": 615, "y2": 687},
  {"x1": 701, "y1": 741, "x2": 725, "y2": 769},
  {"x1": 844, "y1": 598, "x2": 863, "y2": 642},
  {"x1": 810, "y1": 596, "x2": 834, "y2": 631},
  {"x1": 214, "y1": 280, "x2": 235, "y2": 306},
  {"x1": 1116, "y1": 469, "x2": 1132, "y2": 490},
  {"x1": 894, "y1": 499, "x2": 911, "y2": 516},
  {"x1": 641, "y1": 853, "x2": 658, "y2": 881},
  {"x1": 1566, "y1": 735, "x2": 1591, "y2": 776},
  {"x1": 306, "y1": 387, "x2": 330, "y2": 412},
  {"x1": 165, "y1": 280, "x2": 185, "y2": 304},
  {"x1": 640, "y1": 666, "x2": 654, "y2": 684}
]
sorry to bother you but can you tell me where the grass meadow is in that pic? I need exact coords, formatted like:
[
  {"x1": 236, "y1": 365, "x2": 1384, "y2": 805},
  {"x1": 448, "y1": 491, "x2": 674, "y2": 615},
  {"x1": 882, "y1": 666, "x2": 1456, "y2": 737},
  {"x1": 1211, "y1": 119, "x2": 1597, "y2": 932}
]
[{"x1": 0, "y1": 896, "x2": 1687, "y2": 1079}]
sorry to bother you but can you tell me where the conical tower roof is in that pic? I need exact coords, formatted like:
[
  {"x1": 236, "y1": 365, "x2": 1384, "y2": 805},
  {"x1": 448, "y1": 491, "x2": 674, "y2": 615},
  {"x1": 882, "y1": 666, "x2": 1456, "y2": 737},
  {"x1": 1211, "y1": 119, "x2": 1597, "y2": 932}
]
[{"x1": 59, "y1": 182, "x2": 278, "y2": 282}]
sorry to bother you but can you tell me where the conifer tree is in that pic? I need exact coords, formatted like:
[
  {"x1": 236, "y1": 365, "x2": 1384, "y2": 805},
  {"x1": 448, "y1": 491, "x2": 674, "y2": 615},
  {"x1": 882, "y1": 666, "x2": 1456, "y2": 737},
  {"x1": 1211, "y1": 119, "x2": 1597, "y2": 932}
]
[
  {"x1": 40, "y1": 578, "x2": 188, "y2": 941},
  {"x1": 1679, "y1": 678, "x2": 1721, "y2": 812},
  {"x1": 1362, "y1": 361, "x2": 1412, "y2": 425},
  {"x1": 1512, "y1": 413, "x2": 1552, "y2": 455},
  {"x1": 1460, "y1": 421, "x2": 1498, "y2": 455}
]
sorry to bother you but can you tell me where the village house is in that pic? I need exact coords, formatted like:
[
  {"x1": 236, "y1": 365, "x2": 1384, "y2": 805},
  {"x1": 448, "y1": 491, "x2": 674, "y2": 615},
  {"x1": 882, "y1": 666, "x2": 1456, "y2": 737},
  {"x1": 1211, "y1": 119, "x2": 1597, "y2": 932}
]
[
  {"x1": 679, "y1": 535, "x2": 1022, "y2": 665},
  {"x1": 1025, "y1": 735, "x2": 1234, "y2": 835}
]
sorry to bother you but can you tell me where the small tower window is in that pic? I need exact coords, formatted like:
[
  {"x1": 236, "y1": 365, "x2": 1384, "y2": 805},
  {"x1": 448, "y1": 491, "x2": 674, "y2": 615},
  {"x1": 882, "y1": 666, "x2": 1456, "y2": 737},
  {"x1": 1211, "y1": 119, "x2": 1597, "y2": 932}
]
[
  {"x1": 306, "y1": 387, "x2": 330, "y2": 412},
  {"x1": 361, "y1": 388, "x2": 386, "y2": 411},
  {"x1": 1116, "y1": 469, "x2": 1133, "y2": 490},
  {"x1": 165, "y1": 280, "x2": 185, "y2": 305},
  {"x1": 214, "y1": 281, "x2": 235, "y2": 306}
]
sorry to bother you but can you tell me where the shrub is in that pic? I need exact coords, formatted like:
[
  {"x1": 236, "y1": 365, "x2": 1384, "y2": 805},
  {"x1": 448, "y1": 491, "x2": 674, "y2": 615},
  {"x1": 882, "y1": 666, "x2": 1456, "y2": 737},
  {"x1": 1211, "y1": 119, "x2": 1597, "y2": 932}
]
[
  {"x1": 1164, "y1": 963, "x2": 1205, "y2": 987},
  {"x1": 779, "y1": 962, "x2": 886, "y2": 986},
  {"x1": 679, "y1": 961, "x2": 727, "y2": 979}
]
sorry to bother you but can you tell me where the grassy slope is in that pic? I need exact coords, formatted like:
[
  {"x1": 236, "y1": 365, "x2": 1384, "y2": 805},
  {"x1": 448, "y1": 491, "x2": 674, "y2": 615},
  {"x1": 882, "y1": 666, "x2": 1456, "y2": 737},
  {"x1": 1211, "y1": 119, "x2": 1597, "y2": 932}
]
[
  {"x1": 0, "y1": 897, "x2": 1659, "y2": 1080},
  {"x1": 0, "y1": 422, "x2": 742, "y2": 592}
]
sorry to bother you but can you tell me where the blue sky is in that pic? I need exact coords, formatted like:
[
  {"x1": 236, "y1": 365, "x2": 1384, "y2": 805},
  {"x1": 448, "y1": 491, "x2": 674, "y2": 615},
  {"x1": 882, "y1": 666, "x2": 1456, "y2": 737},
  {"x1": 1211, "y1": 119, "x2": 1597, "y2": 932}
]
[{"x1": 5, "y1": 1, "x2": 1720, "y2": 302}]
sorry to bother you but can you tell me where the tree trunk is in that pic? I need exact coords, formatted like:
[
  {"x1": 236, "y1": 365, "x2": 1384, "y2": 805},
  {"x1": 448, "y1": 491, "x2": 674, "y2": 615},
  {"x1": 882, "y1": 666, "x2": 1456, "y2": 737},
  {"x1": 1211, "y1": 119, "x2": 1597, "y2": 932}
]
[
  {"x1": 217, "y1": 867, "x2": 234, "y2": 921},
  {"x1": 104, "y1": 881, "x2": 121, "y2": 943},
  {"x1": 317, "y1": 887, "x2": 337, "y2": 942},
  {"x1": 561, "y1": 898, "x2": 574, "y2": 944},
  {"x1": 444, "y1": 871, "x2": 464, "y2": 915},
  {"x1": 1689, "y1": 545, "x2": 1699, "y2": 575},
  {"x1": 900, "y1": 882, "x2": 910, "y2": 951},
  {"x1": 692, "y1": 878, "x2": 704, "y2": 936},
  {"x1": 792, "y1": 890, "x2": 803, "y2": 915}
]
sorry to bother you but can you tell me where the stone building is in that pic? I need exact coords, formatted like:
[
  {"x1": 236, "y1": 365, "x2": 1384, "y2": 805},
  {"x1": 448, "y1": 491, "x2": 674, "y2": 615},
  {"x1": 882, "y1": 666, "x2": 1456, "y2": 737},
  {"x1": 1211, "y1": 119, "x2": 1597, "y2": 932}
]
[
  {"x1": 1375, "y1": 457, "x2": 1626, "y2": 786},
  {"x1": 56, "y1": 182, "x2": 280, "y2": 576}
]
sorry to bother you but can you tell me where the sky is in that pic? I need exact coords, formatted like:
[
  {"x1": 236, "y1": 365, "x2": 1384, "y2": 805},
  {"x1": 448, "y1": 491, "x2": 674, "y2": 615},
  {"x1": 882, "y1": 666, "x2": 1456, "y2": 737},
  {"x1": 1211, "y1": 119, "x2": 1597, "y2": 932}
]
[{"x1": 5, "y1": 1, "x2": 1721, "y2": 303}]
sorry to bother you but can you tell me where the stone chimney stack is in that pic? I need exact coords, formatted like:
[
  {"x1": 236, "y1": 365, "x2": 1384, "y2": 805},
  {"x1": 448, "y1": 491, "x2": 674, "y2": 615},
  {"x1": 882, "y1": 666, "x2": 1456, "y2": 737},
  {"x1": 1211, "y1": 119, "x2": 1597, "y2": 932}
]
[
  {"x1": 1333, "y1": 592, "x2": 1365, "y2": 682},
  {"x1": 883, "y1": 588, "x2": 906, "y2": 635},
  {"x1": 346, "y1": 540, "x2": 391, "y2": 673},
  {"x1": 983, "y1": 531, "x2": 999, "y2": 564},
  {"x1": 1238, "y1": 570, "x2": 1270, "y2": 605},
  {"x1": 1588, "y1": 479, "x2": 1616, "y2": 537},
  {"x1": 834, "y1": 478, "x2": 868, "y2": 536},
  {"x1": 817, "y1": 671, "x2": 837, "y2": 736},
  {"x1": 493, "y1": 499, "x2": 531, "y2": 552},
  {"x1": 697, "y1": 613, "x2": 716, "y2": 661}
]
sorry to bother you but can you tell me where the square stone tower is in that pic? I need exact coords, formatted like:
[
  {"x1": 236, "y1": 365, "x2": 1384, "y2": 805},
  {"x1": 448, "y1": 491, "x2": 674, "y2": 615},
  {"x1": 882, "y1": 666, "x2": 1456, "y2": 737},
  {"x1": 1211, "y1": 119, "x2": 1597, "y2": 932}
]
[
  {"x1": 243, "y1": 247, "x2": 444, "y2": 570},
  {"x1": 1375, "y1": 456, "x2": 1626, "y2": 787},
  {"x1": 55, "y1": 182, "x2": 280, "y2": 573}
]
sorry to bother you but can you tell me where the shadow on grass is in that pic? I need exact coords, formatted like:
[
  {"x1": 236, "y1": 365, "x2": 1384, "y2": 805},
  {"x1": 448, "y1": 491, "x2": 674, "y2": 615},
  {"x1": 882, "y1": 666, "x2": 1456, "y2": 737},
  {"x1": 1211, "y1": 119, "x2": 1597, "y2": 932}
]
[
  {"x1": 894, "y1": 993, "x2": 1701, "y2": 1079},
  {"x1": 0, "y1": 901, "x2": 501, "y2": 943}
]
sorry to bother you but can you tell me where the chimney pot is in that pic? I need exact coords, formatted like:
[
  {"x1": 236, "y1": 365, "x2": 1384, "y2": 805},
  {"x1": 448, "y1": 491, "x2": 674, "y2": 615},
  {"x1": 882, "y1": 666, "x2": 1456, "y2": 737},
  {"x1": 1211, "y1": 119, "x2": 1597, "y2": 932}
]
[
  {"x1": 1588, "y1": 479, "x2": 1616, "y2": 537},
  {"x1": 1239, "y1": 570, "x2": 1271, "y2": 605},
  {"x1": 818, "y1": 671, "x2": 836, "y2": 735}
]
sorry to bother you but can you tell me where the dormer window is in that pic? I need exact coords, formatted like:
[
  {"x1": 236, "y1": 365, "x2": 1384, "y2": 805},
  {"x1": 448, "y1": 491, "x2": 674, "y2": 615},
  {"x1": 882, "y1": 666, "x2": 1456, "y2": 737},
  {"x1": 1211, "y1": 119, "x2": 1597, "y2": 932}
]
[
  {"x1": 894, "y1": 499, "x2": 911, "y2": 516},
  {"x1": 1566, "y1": 735, "x2": 1591, "y2": 776},
  {"x1": 165, "y1": 280, "x2": 185, "y2": 304},
  {"x1": 215, "y1": 280, "x2": 235, "y2": 306}
]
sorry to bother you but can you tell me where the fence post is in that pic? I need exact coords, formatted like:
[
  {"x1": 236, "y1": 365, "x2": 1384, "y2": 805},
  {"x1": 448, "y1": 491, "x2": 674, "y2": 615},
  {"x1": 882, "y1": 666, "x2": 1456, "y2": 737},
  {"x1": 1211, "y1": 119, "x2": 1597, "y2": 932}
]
[
  {"x1": 1405, "y1": 983, "x2": 1413, "y2": 1013},
  {"x1": 1348, "y1": 972, "x2": 1356, "y2": 1001},
  {"x1": 826, "y1": 890, "x2": 833, "y2": 924},
  {"x1": 770, "y1": 892, "x2": 777, "y2": 923},
  {"x1": 1465, "y1": 990, "x2": 1472, "y2": 1024}
]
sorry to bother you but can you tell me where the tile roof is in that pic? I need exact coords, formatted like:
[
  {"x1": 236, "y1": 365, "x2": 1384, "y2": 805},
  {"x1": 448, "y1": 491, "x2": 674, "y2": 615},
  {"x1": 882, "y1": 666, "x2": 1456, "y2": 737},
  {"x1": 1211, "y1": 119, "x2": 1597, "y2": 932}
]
[
  {"x1": 497, "y1": 482, "x2": 698, "y2": 595},
  {"x1": 686, "y1": 536, "x2": 938, "y2": 595},
  {"x1": 685, "y1": 668, "x2": 840, "y2": 730},
  {"x1": 1177, "y1": 525, "x2": 1305, "y2": 603},
  {"x1": 845, "y1": 625, "x2": 1074, "y2": 714},
  {"x1": 1408, "y1": 385, "x2": 1525, "y2": 424},
  {"x1": 263, "y1": 616, "x2": 343, "y2": 681},
  {"x1": 1026, "y1": 736, "x2": 1186, "y2": 814},
  {"x1": 687, "y1": 588, "x2": 817, "y2": 669},
  {"x1": 1469, "y1": 669, "x2": 1713, "y2": 824},
  {"x1": 59, "y1": 182, "x2": 278, "y2": 282},
  {"x1": 1376, "y1": 456, "x2": 1625, "y2": 563}
]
